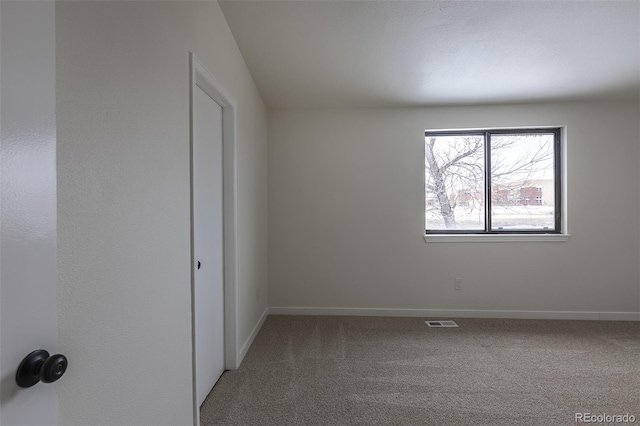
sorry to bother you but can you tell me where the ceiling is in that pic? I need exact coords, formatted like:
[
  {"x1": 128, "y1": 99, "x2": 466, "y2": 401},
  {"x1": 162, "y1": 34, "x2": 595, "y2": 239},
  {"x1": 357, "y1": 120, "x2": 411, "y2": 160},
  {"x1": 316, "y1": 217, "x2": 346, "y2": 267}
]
[{"x1": 219, "y1": 0, "x2": 640, "y2": 109}]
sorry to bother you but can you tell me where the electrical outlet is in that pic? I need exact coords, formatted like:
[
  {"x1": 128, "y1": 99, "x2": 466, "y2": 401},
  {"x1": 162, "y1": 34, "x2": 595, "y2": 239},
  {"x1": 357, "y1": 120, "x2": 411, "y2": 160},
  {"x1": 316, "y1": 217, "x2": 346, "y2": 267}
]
[{"x1": 454, "y1": 278, "x2": 463, "y2": 290}]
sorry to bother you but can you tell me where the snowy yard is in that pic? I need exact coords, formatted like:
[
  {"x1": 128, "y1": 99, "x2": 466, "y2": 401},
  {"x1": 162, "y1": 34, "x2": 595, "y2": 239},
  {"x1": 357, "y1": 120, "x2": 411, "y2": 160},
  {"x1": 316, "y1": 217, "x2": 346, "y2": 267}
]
[{"x1": 426, "y1": 205, "x2": 555, "y2": 230}]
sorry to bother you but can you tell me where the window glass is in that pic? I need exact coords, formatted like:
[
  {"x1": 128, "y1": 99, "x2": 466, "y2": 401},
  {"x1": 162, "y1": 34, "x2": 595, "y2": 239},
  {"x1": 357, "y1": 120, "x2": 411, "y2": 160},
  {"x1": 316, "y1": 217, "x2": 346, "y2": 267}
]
[
  {"x1": 425, "y1": 128, "x2": 560, "y2": 234},
  {"x1": 490, "y1": 133, "x2": 555, "y2": 231},
  {"x1": 425, "y1": 135, "x2": 484, "y2": 230}
]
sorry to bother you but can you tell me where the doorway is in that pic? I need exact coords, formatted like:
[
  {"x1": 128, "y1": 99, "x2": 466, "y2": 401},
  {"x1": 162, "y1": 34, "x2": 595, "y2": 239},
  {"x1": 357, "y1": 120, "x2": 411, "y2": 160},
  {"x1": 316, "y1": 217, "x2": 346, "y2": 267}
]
[{"x1": 190, "y1": 53, "x2": 239, "y2": 425}]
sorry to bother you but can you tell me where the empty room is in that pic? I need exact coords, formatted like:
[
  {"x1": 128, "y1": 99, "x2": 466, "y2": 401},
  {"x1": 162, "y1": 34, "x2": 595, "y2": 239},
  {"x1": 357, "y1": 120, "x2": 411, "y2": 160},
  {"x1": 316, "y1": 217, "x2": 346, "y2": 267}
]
[{"x1": 1, "y1": 0, "x2": 638, "y2": 425}]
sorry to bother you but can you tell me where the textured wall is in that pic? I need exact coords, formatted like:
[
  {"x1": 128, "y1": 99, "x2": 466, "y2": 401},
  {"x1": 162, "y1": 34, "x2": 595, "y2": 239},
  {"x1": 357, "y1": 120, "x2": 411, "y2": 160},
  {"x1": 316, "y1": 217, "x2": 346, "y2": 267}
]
[
  {"x1": 268, "y1": 101, "x2": 639, "y2": 314},
  {"x1": 56, "y1": 1, "x2": 267, "y2": 424}
]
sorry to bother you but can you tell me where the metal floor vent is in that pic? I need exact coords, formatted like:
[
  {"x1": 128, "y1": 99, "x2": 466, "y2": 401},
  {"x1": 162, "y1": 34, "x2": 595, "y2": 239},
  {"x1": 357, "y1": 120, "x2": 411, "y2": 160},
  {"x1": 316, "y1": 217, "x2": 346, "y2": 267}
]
[{"x1": 426, "y1": 320, "x2": 459, "y2": 328}]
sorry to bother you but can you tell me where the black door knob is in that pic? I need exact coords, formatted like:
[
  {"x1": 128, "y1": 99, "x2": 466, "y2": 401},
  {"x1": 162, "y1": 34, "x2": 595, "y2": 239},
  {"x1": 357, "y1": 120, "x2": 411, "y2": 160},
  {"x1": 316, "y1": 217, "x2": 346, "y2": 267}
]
[{"x1": 16, "y1": 349, "x2": 68, "y2": 388}]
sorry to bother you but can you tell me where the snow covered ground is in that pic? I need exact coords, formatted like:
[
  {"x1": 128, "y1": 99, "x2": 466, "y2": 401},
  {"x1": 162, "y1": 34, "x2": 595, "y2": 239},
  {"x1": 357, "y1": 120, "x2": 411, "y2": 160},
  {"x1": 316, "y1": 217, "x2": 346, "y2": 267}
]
[{"x1": 426, "y1": 205, "x2": 555, "y2": 230}]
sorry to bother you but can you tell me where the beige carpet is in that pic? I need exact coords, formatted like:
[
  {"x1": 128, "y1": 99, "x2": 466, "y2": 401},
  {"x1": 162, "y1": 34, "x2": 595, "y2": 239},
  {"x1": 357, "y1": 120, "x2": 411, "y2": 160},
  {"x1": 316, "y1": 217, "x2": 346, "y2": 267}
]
[{"x1": 201, "y1": 315, "x2": 639, "y2": 425}]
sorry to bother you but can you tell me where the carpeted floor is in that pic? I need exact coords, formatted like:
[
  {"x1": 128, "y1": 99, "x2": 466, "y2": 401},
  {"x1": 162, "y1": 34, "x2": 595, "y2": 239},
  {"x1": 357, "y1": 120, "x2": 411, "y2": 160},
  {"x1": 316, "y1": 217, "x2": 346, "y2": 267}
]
[{"x1": 201, "y1": 315, "x2": 639, "y2": 425}]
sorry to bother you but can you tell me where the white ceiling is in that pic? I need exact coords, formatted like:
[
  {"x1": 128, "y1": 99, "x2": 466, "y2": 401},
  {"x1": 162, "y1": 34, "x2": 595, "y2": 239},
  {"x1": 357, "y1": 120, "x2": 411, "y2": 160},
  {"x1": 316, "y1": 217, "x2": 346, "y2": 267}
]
[{"x1": 220, "y1": 0, "x2": 640, "y2": 109}]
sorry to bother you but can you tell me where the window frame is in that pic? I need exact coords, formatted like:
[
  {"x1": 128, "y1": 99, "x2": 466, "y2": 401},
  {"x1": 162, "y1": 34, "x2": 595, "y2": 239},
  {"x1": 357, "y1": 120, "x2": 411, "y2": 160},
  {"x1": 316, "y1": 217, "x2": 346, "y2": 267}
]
[{"x1": 424, "y1": 127, "x2": 562, "y2": 236}]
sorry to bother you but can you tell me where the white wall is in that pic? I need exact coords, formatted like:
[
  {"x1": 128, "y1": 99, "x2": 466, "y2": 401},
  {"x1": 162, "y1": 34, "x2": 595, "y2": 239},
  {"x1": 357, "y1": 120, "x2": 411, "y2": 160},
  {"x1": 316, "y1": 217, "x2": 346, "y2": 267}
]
[
  {"x1": 56, "y1": 1, "x2": 267, "y2": 424},
  {"x1": 268, "y1": 101, "x2": 640, "y2": 315}
]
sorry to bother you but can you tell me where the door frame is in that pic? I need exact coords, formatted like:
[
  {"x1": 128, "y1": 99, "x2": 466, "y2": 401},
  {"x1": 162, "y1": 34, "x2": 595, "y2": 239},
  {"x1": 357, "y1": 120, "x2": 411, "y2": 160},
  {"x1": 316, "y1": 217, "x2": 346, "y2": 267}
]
[{"x1": 189, "y1": 53, "x2": 239, "y2": 423}]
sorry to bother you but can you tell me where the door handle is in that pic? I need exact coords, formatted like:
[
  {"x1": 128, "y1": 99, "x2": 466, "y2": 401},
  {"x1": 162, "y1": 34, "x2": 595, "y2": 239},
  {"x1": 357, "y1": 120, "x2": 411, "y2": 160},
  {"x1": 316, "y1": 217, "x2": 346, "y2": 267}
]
[{"x1": 16, "y1": 349, "x2": 68, "y2": 388}]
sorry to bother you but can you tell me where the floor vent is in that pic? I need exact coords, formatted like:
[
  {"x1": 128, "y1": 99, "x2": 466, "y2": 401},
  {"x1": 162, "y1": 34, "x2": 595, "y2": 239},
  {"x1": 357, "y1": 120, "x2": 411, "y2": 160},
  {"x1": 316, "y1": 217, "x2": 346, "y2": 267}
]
[{"x1": 426, "y1": 320, "x2": 459, "y2": 328}]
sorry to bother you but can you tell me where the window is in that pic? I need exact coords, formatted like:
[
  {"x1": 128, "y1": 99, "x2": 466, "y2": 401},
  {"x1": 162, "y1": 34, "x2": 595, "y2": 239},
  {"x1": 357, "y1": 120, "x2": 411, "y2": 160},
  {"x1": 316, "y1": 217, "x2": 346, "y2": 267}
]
[{"x1": 425, "y1": 128, "x2": 561, "y2": 235}]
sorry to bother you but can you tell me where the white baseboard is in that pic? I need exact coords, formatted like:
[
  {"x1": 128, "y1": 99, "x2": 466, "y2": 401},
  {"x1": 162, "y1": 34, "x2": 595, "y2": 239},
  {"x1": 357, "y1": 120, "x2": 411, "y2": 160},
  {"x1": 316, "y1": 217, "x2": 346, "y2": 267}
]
[
  {"x1": 268, "y1": 306, "x2": 640, "y2": 321},
  {"x1": 238, "y1": 306, "x2": 269, "y2": 365}
]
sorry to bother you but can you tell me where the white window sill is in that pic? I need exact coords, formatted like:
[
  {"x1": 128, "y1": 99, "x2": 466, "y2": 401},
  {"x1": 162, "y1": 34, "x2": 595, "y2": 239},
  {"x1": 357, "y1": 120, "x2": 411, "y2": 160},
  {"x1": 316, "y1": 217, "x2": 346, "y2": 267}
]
[{"x1": 424, "y1": 234, "x2": 570, "y2": 243}]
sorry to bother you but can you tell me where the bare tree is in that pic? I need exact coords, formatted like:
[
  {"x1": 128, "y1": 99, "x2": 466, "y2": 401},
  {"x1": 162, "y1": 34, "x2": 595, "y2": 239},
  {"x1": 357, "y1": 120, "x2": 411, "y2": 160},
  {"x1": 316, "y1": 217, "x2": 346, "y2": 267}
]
[
  {"x1": 425, "y1": 136, "x2": 483, "y2": 228},
  {"x1": 425, "y1": 134, "x2": 554, "y2": 229}
]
